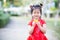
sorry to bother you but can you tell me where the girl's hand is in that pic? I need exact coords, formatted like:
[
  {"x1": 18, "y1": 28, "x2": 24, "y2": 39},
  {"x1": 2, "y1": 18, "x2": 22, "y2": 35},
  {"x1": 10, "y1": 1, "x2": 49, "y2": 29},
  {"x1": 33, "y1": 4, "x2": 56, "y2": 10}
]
[
  {"x1": 36, "y1": 22, "x2": 47, "y2": 34},
  {"x1": 29, "y1": 22, "x2": 36, "y2": 34},
  {"x1": 32, "y1": 22, "x2": 36, "y2": 27},
  {"x1": 36, "y1": 22, "x2": 41, "y2": 26}
]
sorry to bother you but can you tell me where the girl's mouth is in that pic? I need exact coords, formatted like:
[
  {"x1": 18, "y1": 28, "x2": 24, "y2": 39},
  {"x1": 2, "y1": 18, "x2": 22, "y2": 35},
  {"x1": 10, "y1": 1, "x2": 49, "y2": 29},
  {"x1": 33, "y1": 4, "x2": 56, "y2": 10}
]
[{"x1": 35, "y1": 16, "x2": 39, "y2": 17}]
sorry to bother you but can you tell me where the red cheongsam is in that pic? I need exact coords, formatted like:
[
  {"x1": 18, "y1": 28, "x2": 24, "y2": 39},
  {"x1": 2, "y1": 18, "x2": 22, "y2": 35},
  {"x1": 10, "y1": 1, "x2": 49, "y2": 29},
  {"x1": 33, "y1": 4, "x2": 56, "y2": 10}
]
[{"x1": 27, "y1": 19, "x2": 48, "y2": 40}]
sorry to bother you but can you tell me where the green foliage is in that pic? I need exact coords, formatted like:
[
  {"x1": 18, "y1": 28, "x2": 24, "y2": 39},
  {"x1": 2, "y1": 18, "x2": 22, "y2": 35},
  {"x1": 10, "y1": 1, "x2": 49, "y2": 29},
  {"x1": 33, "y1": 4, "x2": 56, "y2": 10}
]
[
  {"x1": 6, "y1": 2, "x2": 10, "y2": 8},
  {"x1": 46, "y1": 19, "x2": 60, "y2": 39},
  {"x1": 54, "y1": 0, "x2": 59, "y2": 8},
  {"x1": 10, "y1": 14, "x2": 19, "y2": 16},
  {"x1": 13, "y1": 0, "x2": 23, "y2": 7},
  {"x1": 0, "y1": 10, "x2": 10, "y2": 28},
  {"x1": 50, "y1": 7, "x2": 57, "y2": 11}
]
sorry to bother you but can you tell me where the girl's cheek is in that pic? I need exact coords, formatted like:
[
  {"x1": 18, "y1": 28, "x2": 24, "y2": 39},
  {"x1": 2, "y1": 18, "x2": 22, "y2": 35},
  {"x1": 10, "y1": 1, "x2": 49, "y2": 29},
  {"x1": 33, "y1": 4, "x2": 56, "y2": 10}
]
[
  {"x1": 37, "y1": 13, "x2": 40, "y2": 17},
  {"x1": 39, "y1": 14, "x2": 40, "y2": 16}
]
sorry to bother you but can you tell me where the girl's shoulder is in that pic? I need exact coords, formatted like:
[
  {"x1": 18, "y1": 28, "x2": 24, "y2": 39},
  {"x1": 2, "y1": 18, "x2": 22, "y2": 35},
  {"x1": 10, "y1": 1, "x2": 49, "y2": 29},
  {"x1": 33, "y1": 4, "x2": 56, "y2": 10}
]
[
  {"x1": 40, "y1": 19, "x2": 46, "y2": 24},
  {"x1": 28, "y1": 20, "x2": 33, "y2": 26}
]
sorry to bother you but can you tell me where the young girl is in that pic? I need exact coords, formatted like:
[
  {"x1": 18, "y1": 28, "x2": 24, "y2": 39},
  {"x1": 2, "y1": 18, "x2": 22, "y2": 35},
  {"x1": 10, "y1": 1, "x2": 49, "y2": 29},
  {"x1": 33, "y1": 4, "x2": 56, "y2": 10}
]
[{"x1": 27, "y1": 4, "x2": 48, "y2": 40}]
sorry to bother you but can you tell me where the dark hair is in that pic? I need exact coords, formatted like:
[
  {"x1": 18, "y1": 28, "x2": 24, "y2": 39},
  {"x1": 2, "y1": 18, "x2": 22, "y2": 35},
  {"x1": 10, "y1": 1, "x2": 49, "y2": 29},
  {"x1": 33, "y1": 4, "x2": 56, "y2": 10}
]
[{"x1": 30, "y1": 3, "x2": 43, "y2": 15}]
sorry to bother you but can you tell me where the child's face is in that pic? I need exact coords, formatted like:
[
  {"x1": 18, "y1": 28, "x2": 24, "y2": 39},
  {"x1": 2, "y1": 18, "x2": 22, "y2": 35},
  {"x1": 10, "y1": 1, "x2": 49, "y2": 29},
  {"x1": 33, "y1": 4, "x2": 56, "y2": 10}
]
[{"x1": 32, "y1": 9, "x2": 40, "y2": 19}]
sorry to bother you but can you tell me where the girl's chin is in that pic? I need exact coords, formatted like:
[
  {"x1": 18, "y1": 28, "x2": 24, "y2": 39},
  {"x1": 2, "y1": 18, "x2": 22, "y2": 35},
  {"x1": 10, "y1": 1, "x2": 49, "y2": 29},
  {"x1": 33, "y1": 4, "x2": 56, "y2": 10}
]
[{"x1": 34, "y1": 17, "x2": 39, "y2": 19}]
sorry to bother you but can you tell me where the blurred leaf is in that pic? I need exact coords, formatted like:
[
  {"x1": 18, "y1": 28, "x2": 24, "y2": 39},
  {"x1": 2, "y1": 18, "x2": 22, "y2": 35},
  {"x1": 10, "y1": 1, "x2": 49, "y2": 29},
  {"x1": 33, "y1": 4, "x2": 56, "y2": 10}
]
[{"x1": 50, "y1": 7, "x2": 57, "y2": 11}]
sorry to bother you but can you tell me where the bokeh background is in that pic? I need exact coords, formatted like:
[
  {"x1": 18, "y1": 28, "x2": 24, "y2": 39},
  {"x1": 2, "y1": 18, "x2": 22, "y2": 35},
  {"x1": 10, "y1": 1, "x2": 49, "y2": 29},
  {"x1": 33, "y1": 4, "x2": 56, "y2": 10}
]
[{"x1": 0, "y1": 0, "x2": 60, "y2": 40}]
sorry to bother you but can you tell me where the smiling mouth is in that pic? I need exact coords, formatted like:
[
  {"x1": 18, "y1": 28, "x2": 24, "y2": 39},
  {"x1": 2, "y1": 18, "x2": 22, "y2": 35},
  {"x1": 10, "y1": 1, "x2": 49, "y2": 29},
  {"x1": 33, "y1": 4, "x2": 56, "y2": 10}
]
[{"x1": 35, "y1": 16, "x2": 39, "y2": 17}]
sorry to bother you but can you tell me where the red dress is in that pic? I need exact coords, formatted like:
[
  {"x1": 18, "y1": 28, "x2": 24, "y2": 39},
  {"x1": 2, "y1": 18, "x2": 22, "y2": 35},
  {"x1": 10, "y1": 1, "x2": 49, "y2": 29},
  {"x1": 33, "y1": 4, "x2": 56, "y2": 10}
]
[{"x1": 27, "y1": 19, "x2": 48, "y2": 40}]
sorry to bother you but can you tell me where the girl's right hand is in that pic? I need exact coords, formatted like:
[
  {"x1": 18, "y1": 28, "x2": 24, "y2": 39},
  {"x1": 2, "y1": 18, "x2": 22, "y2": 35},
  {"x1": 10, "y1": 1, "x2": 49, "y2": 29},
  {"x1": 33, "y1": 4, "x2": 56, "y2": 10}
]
[
  {"x1": 29, "y1": 22, "x2": 36, "y2": 34},
  {"x1": 32, "y1": 22, "x2": 36, "y2": 27}
]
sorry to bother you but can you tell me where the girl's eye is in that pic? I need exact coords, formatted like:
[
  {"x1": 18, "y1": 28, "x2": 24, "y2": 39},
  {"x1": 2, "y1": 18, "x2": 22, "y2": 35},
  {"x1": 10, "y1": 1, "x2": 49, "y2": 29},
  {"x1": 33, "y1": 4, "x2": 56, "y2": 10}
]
[
  {"x1": 34, "y1": 12, "x2": 36, "y2": 14},
  {"x1": 37, "y1": 12, "x2": 40, "y2": 14},
  {"x1": 37, "y1": 12, "x2": 39, "y2": 14}
]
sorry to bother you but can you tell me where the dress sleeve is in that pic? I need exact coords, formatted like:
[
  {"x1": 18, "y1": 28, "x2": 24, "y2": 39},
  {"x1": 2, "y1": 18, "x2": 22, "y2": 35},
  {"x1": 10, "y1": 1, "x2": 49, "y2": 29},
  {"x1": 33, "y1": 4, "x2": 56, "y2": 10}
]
[
  {"x1": 42, "y1": 20, "x2": 46, "y2": 24},
  {"x1": 41, "y1": 19, "x2": 46, "y2": 27},
  {"x1": 28, "y1": 20, "x2": 32, "y2": 26}
]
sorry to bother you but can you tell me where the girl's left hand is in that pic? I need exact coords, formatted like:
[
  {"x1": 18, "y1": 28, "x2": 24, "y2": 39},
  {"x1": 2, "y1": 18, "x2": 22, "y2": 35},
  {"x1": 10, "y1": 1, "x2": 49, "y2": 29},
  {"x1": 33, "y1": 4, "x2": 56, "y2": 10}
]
[{"x1": 36, "y1": 22, "x2": 41, "y2": 26}]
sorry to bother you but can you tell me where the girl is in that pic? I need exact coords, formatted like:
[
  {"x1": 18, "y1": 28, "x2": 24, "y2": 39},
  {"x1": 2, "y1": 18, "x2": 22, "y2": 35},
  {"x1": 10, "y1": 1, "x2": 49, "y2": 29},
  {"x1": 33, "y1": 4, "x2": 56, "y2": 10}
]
[{"x1": 27, "y1": 4, "x2": 48, "y2": 40}]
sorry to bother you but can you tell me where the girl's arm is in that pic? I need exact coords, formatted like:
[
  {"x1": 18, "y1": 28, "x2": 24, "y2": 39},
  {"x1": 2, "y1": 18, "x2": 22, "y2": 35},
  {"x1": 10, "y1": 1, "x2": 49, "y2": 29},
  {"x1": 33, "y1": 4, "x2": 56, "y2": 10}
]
[
  {"x1": 28, "y1": 25, "x2": 35, "y2": 34},
  {"x1": 28, "y1": 22, "x2": 35, "y2": 34},
  {"x1": 39, "y1": 24, "x2": 47, "y2": 34},
  {"x1": 37, "y1": 22, "x2": 47, "y2": 34}
]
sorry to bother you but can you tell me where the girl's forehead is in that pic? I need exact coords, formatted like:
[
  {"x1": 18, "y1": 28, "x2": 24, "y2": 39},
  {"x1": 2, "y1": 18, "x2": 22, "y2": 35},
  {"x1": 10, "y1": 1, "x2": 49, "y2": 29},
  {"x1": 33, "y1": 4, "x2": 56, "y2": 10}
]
[{"x1": 33, "y1": 9, "x2": 40, "y2": 12}]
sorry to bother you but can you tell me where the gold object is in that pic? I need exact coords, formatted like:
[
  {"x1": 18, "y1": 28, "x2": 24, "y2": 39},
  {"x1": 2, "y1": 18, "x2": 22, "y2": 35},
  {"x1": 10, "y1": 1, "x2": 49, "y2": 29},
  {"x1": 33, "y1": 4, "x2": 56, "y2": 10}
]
[{"x1": 34, "y1": 19, "x2": 38, "y2": 22}]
